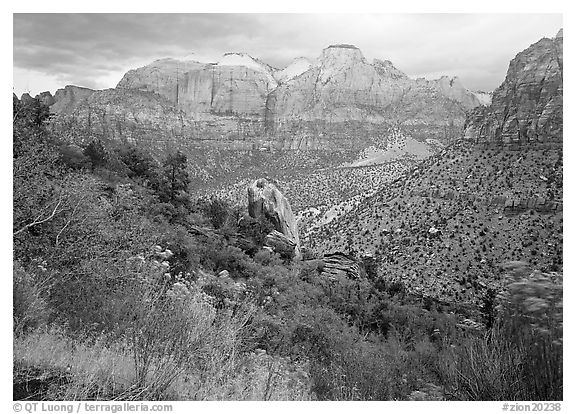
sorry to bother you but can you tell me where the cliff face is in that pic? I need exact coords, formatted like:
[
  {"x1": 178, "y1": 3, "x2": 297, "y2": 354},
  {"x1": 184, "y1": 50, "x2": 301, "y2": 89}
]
[
  {"x1": 51, "y1": 85, "x2": 96, "y2": 114},
  {"x1": 464, "y1": 30, "x2": 563, "y2": 144},
  {"x1": 274, "y1": 57, "x2": 313, "y2": 83},
  {"x1": 117, "y1": 54, "x2": 277, "y2": 118},
  {"x1": 266, "y1": 45, "x2": 480, "y2": 138},
  {"x1": 48, "y1": 87, "x2": 196, "y2": 149},
  {"x1": 46, "y1": 44, "x2": 488, "y2": 151}
]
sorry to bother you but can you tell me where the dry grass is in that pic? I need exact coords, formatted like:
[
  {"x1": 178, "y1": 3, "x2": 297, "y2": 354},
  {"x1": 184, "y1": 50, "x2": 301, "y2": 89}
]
[
  {"x1": 14, "y1": 278, "x2": 315, "y2": 401},
  {"x1": 14, "y1": 327, "x2": 134, "y2": 399}
]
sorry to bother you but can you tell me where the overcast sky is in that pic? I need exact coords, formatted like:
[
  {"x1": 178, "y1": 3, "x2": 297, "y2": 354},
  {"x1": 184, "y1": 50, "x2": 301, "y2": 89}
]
[{"x1": 13, "y1": 13, "x2": 562, "y2": 96}]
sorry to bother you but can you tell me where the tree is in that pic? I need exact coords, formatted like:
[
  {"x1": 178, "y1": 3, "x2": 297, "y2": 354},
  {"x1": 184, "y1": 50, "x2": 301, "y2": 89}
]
[
  {"x1": 13, "y1": 95, "x2": 63, "y2": 243},
  {"x1": 13, "y1": 94, "x2": 51, "y2": 158},
  {"x1": 116, "y1": 144, "x2": 159, "y2": 183},
  {"x1": 153, "y1": 150, "x2": 191, "y2": 221},
  {"x1": 83, "y1": 139, "x2": 108, "y2": 171}
]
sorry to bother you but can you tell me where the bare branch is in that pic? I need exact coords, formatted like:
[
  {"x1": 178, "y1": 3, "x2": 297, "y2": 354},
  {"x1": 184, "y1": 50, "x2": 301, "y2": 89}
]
[
  {"x1": 13, "y1": 195, "x2": 66, "y2": 236},
  {"x1": 55, "y1": 198, "x2": 83, "y2": 246}
]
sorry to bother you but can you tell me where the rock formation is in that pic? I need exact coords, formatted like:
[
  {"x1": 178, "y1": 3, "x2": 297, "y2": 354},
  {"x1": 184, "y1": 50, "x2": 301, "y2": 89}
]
[
  {"x1": 321, "y1": 252, "x2": 361, "y2": 280},
  {"x1": 248, "y1": 178, "x2": 301, "y2": 259},
  {"x1": 274, "y1": 57, "x2": 313, "y2": 83},
  {"x1": 264, "y1": 230, "x2": 298, "y2": 259},
  {"x1": 117, "y1": 54, "x2": 277, "y2": 118},
  {"x1": 46, "y1": 44, "x2": 486, "y2": 150},
  {"x1": 464, "y1": 30, "x2": 563, "y2": 144},
  {"x1": 36, "y1": 91, "x2": 56, "y2": 107},
  {"x1": 51, "y1": 85, "x2": 96, "y2": 114},
  {"x1": 267, "y1": 44, "x2": 482, "y2": 132}
]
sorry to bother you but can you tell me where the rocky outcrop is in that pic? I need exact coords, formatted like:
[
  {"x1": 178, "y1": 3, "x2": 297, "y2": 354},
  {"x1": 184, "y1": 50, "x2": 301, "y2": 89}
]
[
  {"x1": 36, "y1": 91, "x2": 55, "y2": 107},
  {"x1": 248, "y1": 178, "x2": 301, "y2": 259},
  {"x1": 472, "y1": 91, "x2": 492, "y2": 106},
  {"x1": 432, "y1": 76, "x2": 482, "y2": 110},
  {"x1": 264, "y1": 230, "x2": 298, "y2": 259},
  {"x1": 51, "y1": 85, "x2": 96, "y2": 114},
  {"x1": 274, "y1": 57, "x2": 313, "y2": 83},
  {"x1": 464, "y1": 30, "x2": 563, "y2": 144},
  {"x1": 49, "y1": 88, "x2": 195, "y2": 148},
  {"x1": 321, "y1": 252, "x2": 361, "y2": 279},
  {"x1": 20, "y1": 93, "x2": 34, "y2": 104}
]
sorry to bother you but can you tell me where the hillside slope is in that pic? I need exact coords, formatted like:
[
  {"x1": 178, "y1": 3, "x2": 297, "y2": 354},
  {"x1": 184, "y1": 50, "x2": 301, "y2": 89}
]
[{"x1": 308, "y1": 32, "x2": 563, "y2": 306}]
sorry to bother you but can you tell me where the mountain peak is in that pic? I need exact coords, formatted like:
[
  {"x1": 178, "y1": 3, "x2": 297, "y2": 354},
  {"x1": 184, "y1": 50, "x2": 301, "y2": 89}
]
[
  {"x1": 555, "y1": 28, "x2": 563, "y2": 39},
  {"x1": 319, "y1": 44, "x2": 366, "y2": 65},
  {"x1": 373, "y1": 59, "x2": 408, "y2": 79},
  {"x1": 218, "y1": 52, "x2": 257, "y2": 66},
  {"x1": 327, "y1": 44, "x2": 359, "y2": 50},
  {"x1": 437, "y1": 75, "x2": 463, "y2": 88},
  {"x1": 217, "y1": 52, "x2": 278, "y2": 85},
  {"x1": 317, "y1": 45, "x2": 367, "y2": 83},
  {"x1": 275, "y1": 57, "x2": 313, "y2": 83}
]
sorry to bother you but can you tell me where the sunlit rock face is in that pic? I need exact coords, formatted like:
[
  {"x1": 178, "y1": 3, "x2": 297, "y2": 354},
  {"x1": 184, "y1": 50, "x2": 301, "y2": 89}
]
[
  {"x1": 464, "y1": 30, "x2": 563, "y2": 144},
  {"x1": 47, "y1": 44, "x2": 486, "y2": 150},
  {"x1": 265, "y1": 44, "x2": 482, "y2": 148},
  {"x1": 248, "y1": 178, "x2": 301, "y2": 260},
  {"x1": 117, "y1": 55, "x2": 277, "y2": 117},
  {"x1": 274, "y1": 57, "x2": 313, "y2": 84}
]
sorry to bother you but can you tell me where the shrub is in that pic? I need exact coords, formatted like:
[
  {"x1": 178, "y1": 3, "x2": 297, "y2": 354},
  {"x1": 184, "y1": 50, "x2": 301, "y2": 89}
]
[
  {"x1": 13, "y1": 262, "x2": 50, "y2": 335},
  {"x1": 447, "y1": 262, "x2": 563, "y2": 400}
]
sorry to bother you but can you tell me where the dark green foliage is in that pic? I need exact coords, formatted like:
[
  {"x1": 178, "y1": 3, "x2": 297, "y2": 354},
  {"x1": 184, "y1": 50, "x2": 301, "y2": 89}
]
[
  {"x1": 238, "y1": 214, "x2": 276, "y2": 247},
  {"x1": 202, "y1": 196, "x2": 231, "y2": 229},
  {"x1": 83, "y1": 139, "x2": 108, "y2": 171},
  {"x1": 116, "y1": 144, "x2": 159, "y2": 182},
  {"x1": 152, "y1": 150, "x2": 191, "y2": 222},
  {"x1": 57, "y1": 144, "x2": 91, "y2": 170},
  {"x1": 13, "y1": 94, "x2": 51, "y2": 158}
]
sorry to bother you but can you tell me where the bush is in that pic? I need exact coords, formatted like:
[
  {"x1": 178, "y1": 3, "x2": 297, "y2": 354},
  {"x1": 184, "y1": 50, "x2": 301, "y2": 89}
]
[
  {"x1": 445, "y1": 262, "x2": 563, "y2": 400},
  {"x1": 13, "y1": 262, "x2": 50, "y2": 335}
]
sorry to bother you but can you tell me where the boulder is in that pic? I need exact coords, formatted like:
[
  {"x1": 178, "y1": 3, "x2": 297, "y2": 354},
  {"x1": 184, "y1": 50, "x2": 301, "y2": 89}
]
[{"x1": 248, "y1": 178, "x2": 301, "y2": 259}]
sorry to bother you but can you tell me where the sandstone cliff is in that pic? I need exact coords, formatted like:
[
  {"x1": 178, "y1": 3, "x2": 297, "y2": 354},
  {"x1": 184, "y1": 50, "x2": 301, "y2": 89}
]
[
  {"x1": 274, "y1": 57, "x2": 313, "y2": 83},
  {"x1": 266, "y1": 45, "x2": 481, "y2": 140},
  {"x1": 117, "y1": 54, "x2": 277, "y2": 118},
  {"x1": 46, "y1": 43, "x2": 487, "y2": 151},
  {"x1": 464, "y1": 30, "x2": 563, "y2": 144},
  {"x1": 51, "y1": 85, "x2": 96, "y2": 114}
]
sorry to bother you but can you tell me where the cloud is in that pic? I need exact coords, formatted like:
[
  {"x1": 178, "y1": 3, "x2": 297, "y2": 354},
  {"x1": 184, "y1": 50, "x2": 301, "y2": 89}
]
[{"x1": 13, "y1": 13, "x2": 562, "y2": 96}]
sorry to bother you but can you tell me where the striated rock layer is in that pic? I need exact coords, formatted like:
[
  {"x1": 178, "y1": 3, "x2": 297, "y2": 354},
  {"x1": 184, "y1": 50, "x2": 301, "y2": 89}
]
[
  {"x1": 321, "y1": 252, "x2": 361, "y2": 280},
  {"x1": 464, "y1": 30, "x2": 563, "y2": 144}
]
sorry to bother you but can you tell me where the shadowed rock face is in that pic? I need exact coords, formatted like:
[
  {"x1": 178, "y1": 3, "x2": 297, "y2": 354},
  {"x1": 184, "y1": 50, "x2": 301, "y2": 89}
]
[
  {"x1": 51, "y1": 85, "x2": 96, "y2": 114},
  {"x1": 248, "y1": 178, "x2": 301, "y2": 259},
  {"x1": 464, "y1": 30, "x2": 563, "y2": 144}
]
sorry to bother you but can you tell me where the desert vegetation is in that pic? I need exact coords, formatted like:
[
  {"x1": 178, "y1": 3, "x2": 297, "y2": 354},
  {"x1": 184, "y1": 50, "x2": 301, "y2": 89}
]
[{"x1": 309, "y1": 141, "x2": 563, "y2": 305}]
